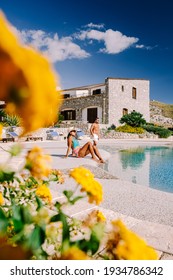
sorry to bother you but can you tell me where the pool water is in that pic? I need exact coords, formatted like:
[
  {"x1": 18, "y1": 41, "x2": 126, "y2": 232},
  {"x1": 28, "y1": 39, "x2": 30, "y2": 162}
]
[{"x1": 100, "y1": 145, "x2": 173, "y2": 193}]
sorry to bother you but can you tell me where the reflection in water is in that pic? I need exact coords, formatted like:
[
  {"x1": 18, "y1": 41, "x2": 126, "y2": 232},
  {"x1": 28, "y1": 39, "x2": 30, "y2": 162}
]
[
  {"x1": 100, "y1": 145, "x2": 173, "y2": 193},
  {"x1": 120, "y1": 148, "x2": 146, "y2": 170}
]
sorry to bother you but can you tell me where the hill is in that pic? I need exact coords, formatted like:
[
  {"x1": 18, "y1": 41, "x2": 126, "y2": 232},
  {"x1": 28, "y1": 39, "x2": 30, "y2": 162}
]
[{"x1": 150, "y1": 101, "x2": 173, "y2": 128}]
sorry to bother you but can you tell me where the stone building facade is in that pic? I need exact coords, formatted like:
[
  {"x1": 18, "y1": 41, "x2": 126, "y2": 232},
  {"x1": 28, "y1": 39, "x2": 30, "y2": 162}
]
[{"x1": 60, "y1": 77, "x2": 150, "y2": 126}]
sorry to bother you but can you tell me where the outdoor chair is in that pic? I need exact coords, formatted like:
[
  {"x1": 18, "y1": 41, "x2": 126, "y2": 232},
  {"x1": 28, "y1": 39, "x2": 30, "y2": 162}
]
[
  {"x1": 25, "y1": 135, "x2": 43, "y2": 141},
  {"x1": 3, "y1": 131, "x2": 19, "y2": 142},
  {"x1": 76, "y1": 130, "x2": 85, "y2": 140},
  {"x1": 46, "y1": 130, "x2": 59, "y2": 140}
]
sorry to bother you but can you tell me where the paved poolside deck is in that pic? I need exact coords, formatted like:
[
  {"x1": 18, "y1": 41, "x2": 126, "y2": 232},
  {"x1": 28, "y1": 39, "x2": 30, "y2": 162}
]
[{"x1": 1, "y1": 138, "x2": 173, "y2": 259}]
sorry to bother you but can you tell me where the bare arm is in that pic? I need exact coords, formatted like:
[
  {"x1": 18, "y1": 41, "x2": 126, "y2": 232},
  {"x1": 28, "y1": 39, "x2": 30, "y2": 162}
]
[
  {"x1": 65, "y1": 136, "x2": 72, "y2": 157},
  {"x1": 90, "y1": 124, "x2": 95, "y2": 136}
]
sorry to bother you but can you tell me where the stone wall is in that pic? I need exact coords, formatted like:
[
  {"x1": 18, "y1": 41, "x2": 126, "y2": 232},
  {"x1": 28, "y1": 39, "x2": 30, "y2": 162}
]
[
  {"x1": 60, "y1": 93, "x2": 108, "y2": 123},
  {"x1": 107, "y1": 78, "x2": 150, "y2": 126}
]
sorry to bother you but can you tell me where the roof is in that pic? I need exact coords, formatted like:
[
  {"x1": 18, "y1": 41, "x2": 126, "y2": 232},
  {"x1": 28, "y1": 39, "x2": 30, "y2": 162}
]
[
  {"x1": 62, "y1": 77, "x2": 149, "y2": 92},
  {"x1": 62, "y1": 83, "x2": 105, "y2": 92}
]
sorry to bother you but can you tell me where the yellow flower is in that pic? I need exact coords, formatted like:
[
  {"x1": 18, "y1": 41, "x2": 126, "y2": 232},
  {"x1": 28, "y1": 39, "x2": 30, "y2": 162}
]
[
  {"x1": 97, "y1": 210, "x2": 106, "y2": 222},
  {"x1": 0, "y1": 192, "x2": 4, "y2": 205},
  {"x1": 0, "y1": 12, "x2": 63, "y2": 135},
  {"x1": 25, "y1": 146, "x2": 51, "y2": 179},
  {"x1": 0, "y1": 124, "x2": 3, "y2": 140},
  {"x1": 69, "y1": 167, "x2": 103, "y2": 205},
  {"x1": 69, "y1": 166, "x2": 94, "y2": 184},
  {"x1": 61, "y1": 246, "x2": 90, "y2": 260},
  {"x1": 106, "y1": 219, "x2": 158, "y2": 260},
  {"x1": 80, "y1": 178, "x2": 103, "y2": 205},
  {"x1": 36, "y1": 184, "x2": 52, "y2": 203}
]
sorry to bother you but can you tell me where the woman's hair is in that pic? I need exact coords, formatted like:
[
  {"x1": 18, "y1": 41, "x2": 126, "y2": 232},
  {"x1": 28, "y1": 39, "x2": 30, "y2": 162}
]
[{"x1": 67, "y1": 129, "x2": 76, "y2": 138}]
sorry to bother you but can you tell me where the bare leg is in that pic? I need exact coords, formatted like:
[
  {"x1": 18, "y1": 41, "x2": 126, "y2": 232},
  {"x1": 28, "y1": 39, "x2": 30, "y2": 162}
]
[
  {"x1": 78, "y1": 142, "x2": 100, "y2": 162},
  {"x1": 93, "y1": 145, "x2": 105, "y2": 163}
]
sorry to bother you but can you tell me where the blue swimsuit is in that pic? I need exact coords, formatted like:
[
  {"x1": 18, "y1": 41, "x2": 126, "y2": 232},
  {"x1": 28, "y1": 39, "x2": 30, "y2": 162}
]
[{"x1": 72, "y1": 137, "x2": 81, "y2": 157}]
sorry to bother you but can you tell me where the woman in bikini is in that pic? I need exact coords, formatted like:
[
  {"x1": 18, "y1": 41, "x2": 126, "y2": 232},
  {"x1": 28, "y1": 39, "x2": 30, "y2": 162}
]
[{"x1": 64, "y1": 130, "x2": 104, "y2": 163}]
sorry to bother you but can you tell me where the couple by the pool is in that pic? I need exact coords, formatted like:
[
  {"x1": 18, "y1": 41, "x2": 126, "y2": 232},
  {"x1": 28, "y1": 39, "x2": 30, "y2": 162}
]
[{"x1": 64, "y1": 129, "x2": 105, "y2": 163}]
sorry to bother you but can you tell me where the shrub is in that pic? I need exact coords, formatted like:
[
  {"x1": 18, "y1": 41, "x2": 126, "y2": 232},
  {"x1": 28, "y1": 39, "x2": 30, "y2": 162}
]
[
  {"x1": 142, "y1": 124, "x2": 172, "y2": 138},
  {"x1": 107, "y1": 124, "x2": 116, "y2": 130},
  {"x1": 116, "y1": 124, "x2": 145, "y2": 134},
  {"x1": 119, "y1": 111, "x2": 146, "y2": 127}
]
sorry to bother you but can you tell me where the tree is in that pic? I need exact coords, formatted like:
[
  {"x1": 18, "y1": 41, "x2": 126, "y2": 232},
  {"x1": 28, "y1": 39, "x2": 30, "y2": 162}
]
[{"x1": 119, "y1": 111, "x2": 146, "y2": 127}]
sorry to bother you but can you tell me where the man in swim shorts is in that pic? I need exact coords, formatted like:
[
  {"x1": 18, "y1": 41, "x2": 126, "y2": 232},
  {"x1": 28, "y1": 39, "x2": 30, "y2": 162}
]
[{"x1": 90, "y1": 117, "x2": 100, "y2": 146}]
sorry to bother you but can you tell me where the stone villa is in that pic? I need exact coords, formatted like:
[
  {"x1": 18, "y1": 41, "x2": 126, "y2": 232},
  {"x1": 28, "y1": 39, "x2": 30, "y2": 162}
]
[{"x1": 60, "y1": 77, "x2": 150, "y2": 127}]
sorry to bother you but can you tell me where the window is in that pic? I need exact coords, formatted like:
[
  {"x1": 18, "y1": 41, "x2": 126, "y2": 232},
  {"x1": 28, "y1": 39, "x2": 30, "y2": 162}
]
[
  {"x1": 92, "y1": 89, "x2": 101, "y2": 95},
  {"x1": 122, "y1": 108, "x2": 128, "y2": 116},
  {"x1": 64, "y1": 94, "x2": 70, "y2": 99},
  {"x1": 132, "y1": 87, "x2": 137, "y2": 99},
  {"x1": 61, "y1": 110, "x2": 76, "y2": 120},
  {"x1": 87, "y1": 108, "x2": 98, "y2": 123},
  {"x1": 121, "y1": 85, "x2": 124, "y2": 92}
]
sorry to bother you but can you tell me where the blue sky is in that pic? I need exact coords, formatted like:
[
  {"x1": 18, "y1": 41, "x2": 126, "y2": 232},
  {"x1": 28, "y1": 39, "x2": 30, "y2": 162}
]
[{"x1": 1, "y1": 0, "x2": 173, "y2": 103}]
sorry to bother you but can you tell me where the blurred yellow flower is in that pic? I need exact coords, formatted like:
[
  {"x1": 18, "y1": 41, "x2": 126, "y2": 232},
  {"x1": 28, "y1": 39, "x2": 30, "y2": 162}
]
[
  {"x1": 106, "y1": 219, "x2": 158, "y2": 260},
  {"x1": 25, "y1": 146, "x2": 51, "y2": 179},
  {"x1": 61, "y1": 246, "x2": 90, "y2": 260},
  {"x1": 0, "y1": 11, "x2": 63, "y2": 135},
  {"x1": 69, "y1": 166, "x2": 94, "y2": 184},
  {"x1": 0, "y1": 192, "x2": 4, "y2": 205},
  {"x1": 36, "y1": 184, "x2": 52, "y2": 203},
  {"x1": 97, "y1": 210, "x2": 106, "y2": 222},
  {"x1": 81, "y1": 178, "x2": 103, "y2": 205},
  {"x1": 0, "y1": 124, "x2": 3, "y2": 139},
  {"x1": 70, "y1": 167, "x2": 103, "y2": 205}
]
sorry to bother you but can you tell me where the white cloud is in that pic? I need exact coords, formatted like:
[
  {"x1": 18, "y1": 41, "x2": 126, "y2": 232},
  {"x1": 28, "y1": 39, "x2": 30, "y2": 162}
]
[
  {"x1": 136, "y1": 44, "x2": 156, "y2": 50},
  {"x1": 84, "y1": 22, "x2": 105, "y2": 29},
  {"x1": 76, "y1": 28, "x2": 139, "y2": 54},
  {"x1": 14, "y1": 28, "x2": 90, "y2": 62}
]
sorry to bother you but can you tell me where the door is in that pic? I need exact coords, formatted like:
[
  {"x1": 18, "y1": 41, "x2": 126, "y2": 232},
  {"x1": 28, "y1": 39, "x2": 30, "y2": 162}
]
[{"x1": 87, "y1": 108, "x2": 97, "y2": 123}]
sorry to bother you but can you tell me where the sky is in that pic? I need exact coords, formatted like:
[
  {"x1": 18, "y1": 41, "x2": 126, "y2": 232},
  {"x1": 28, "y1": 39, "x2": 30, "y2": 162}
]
[{"x1": 0, "y1": 0, "x2": 173, "y2": 103}]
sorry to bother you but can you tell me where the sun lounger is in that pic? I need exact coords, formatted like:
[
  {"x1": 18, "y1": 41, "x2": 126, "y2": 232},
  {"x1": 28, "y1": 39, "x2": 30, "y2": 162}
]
[
  {"x1": 5, "y1": 131, "x2": 19, "y2": 142},
  {"x1": 46, "y1": 130, "x2": 59, "y2": 140},
  {"x1": 2, "y1": 137, "x2": 15, "y2": 143},
  {"x1": 25, "y1": 135, "x2": 43, "y2": 141}
]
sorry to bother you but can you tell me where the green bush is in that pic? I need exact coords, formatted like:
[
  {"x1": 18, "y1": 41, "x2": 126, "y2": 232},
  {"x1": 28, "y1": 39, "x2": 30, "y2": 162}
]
[
  {"x1": 119, "y1": 111, "x2": 146, "y2": 127},
  {"x1": 107, "y1": 124, "x2": 116, "y2": 130},
  {"x1": 116, "y1": 124, "x2": 145, "y2": 134},
  {"x1": 142, "y1": 124, "x2": 172, "y2": 138}
]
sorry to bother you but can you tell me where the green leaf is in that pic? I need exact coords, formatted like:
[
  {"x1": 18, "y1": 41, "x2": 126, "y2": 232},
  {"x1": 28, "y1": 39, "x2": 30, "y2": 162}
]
[
  {"x1": 0, "y1": 207, "x2": 8, "y2": 233},
  {"x1": 63, "y1": 190, "x2": 73, "y2": 200},
  {"x1": 0, "y1": 170, "x2": 15, "y2": 182},
  {"x1": 74, "y1": 223, "x2": 104, "y2": 255},
  {"x1": 29, "y1": 225, "x2": 45, "y2": 251},
  {"x1": 35, "y1": 196, "x2": 43, "y2": 210},
  {"x1": 9, "y1": 144, "x2": 22, "y2": 157},
  {"x1": 50, "y1": 214, "x2": 61, "y2": 223},
  {"x1": 50, "y1": 212, "x2": 70, "y2": 249},
  {"x1": 54, "y1": 201, "x2": 61, "y2": 211},
  {"x1": 11, "y1": 205, "x2": 24, "y2": 232},
  {"x1": 70, "y1": 196, "x2": 84, "y2": 205}
]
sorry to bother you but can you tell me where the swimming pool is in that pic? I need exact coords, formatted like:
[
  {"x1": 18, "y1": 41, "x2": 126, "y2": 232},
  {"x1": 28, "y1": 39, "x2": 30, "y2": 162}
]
[{"x1": 100, "y1": 144, "x2": 173, "y2": 193}]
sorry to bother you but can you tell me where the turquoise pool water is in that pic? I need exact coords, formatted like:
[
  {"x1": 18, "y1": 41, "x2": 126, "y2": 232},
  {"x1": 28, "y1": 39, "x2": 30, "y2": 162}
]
[{"x1": 100, "y1": 145, "x2": 173, "y2": 193}]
